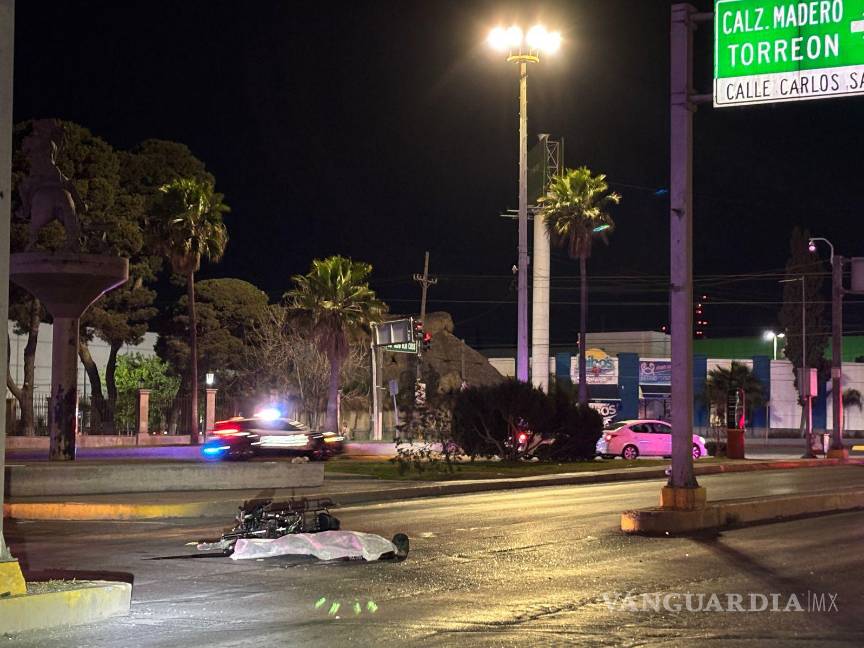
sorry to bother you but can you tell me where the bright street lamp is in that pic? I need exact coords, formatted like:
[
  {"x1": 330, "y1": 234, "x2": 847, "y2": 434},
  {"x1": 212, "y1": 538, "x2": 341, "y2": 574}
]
[
  {"x1": 488, "y1": 24, "x2": 562, "y2": 388},
  {"x1": 762, "y1": 330, "x2": 785, "y2": 360}
]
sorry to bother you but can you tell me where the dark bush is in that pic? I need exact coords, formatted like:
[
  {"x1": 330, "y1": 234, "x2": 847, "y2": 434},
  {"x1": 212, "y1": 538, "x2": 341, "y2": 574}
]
[
  {"x1": 538, "y1": 391, "x2": 603, "y2": 461},
  {"x1": 451, "y1": 380, "x2": 550, "y2": 460},
  {"x1": 705, "y1": 440, "x2": 727, "y2": 457},
  {"x1": 451, "y1": 380, "x2": 603, "y2": 461}
]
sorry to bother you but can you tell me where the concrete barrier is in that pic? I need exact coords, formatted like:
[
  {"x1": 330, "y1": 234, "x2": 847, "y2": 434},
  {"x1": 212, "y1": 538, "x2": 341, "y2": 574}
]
[
  {"x1": 0, "y1": 581, "x2": 131, "y2": 634},
  {"x1": 4, "y1": 461, "x2": 324, "y2": 497},
  {"x1": 621, "y1": 486, "x2": 864, "y2": 535}
]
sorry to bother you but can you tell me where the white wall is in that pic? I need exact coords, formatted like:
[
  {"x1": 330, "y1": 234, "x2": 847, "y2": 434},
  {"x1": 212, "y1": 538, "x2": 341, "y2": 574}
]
[
  {"x1": 769, "y1": 360, "x2": 802, "y2": 430},
  {"x1": 7, "y1": 321, "x2": 158, "y2": 396}
]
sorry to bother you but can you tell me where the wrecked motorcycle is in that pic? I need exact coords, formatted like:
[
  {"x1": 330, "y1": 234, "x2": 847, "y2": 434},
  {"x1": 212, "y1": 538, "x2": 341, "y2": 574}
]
[{"x1": 196, "y1": 497, "x2": 409, "y2": 561}]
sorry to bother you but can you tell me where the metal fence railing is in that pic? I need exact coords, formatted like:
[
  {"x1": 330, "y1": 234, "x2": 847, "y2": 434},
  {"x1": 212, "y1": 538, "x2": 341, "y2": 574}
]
[{"x1": 8, "y1": 390, "x2": 217, "y2": 437}]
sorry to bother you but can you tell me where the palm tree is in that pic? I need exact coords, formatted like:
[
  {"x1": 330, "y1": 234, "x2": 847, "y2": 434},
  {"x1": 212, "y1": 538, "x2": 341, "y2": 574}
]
[
  {"x1": 842, "y1": 388, "x2": 863, "y2": 433},
  {"x1": 539, "y1": 167, "x2": 621, "y2": 406},
  {"x1": 154, "y1": 178, "x2": 229, "y2": 443},
  {"x1": 701, "y1": 361, "x2": 766, "y2": 429},
  {"x1": 285, "y1": 256, "x2": 386, "y2": 432}
]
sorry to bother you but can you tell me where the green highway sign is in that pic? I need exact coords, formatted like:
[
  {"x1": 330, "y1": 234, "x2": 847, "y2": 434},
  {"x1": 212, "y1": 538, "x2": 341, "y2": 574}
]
[
  {"x1": 714, "y1": 0, "x2": 864, "y2": 106},
  {"x1": 385, "y1": 341, "x2": 418, "y2": 354}
]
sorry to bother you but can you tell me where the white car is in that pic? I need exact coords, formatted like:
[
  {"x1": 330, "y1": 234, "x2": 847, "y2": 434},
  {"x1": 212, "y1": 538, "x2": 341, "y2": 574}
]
[{"x1": 596, "y1": 419, "x2": 707, "y2": 460}]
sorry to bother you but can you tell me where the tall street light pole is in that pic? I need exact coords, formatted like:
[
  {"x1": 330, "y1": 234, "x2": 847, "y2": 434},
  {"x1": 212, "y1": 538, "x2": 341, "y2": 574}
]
[
  {"x1": 810, "y1": 237, "x2": 848, "y2": 458},
  {"x1": 488, "y1": 25, "x2": 561, "y2": 384}
]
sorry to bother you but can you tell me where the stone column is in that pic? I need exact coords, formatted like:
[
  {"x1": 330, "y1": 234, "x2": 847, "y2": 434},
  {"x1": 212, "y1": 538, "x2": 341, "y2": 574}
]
[
  {"x1": 137, "y1": 389, "x2": 151, "y2": 436},
  {"x1": 49, "y1": 317, "x2": 79, "y2": 460},
  {"x1": 205, "y1": 388, "x2": 217, "y2": 436}
]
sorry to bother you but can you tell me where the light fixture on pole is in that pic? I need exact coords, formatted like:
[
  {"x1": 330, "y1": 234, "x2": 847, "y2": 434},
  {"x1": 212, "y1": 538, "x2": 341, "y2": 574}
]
[
  {"x1": 488, "y1": 24, "x2": 561, "y2": 385},
  {"x1": 762, "y1": 330, "x2": 785, "y2": 361},
  {"x1": 809, "y1": 236, "x2": 848, "y2": 458}
]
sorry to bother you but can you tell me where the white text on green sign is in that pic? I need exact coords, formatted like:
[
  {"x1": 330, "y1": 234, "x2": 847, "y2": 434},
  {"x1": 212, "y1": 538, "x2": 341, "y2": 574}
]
[
  {"x1": 714, "y1": 0, "x2": 864, "y2": 106},
  {"x1": 385, "y1": 342, "x2": 418, "y2": 354}
]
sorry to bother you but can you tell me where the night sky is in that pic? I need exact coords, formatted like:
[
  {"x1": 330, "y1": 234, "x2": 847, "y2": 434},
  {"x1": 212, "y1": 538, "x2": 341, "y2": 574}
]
[{"x1": 12, "y1": 0, "x2": 864, "y2": 350}]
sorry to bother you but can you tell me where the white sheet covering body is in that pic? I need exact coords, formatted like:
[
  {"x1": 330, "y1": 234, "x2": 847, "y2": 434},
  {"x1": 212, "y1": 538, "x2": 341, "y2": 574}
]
[{"x1": 230, "y1": 530, "x2": 397, "y2": 562}]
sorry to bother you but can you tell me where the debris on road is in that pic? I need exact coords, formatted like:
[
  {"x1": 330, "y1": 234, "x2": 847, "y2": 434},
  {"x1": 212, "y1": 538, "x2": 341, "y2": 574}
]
[{"x1": 196, "y1": 497, "x2": 409, "y2": 561}]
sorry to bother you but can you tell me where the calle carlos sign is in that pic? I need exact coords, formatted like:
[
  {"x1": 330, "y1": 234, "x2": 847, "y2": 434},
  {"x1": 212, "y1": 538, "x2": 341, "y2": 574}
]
[{"x1": 714, "y1": 0, "x2": 864, "y2": 106}]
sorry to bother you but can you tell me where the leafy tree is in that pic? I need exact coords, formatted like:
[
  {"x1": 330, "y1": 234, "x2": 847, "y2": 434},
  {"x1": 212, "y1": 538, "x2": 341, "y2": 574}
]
[
  {"x1": 244, "y1": 306, "x2": 370, "y2": 427},
  {"x1": 539, "y1": 167, "x2": 621, "y2": 406},
  {"x1": 152, "y1": 178, "x2": 229, "y2": 443},
  {"x1": 158, "y1": 278, "x2": 268, "y2": 402},
  {"x1": 285, "y1": 256, "x2": 386, "y2": 432},
  {"x1": 113, "y1": 354, "x2": 181, "y2": 433},
  {"x1": 778, "y1": 226, "x2": 828, "y2": 434},
  {"x1": 8, "y1": 120, "x2": 159, "y2": 432},
  {"x1": 701, "y1": 361, "x2": 766, "y2": 427}
]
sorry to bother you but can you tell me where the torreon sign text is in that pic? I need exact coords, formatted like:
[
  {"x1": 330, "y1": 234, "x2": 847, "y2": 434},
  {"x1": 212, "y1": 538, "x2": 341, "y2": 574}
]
[{"x1": 714, "y1": 0, "x2": 864, "y2": 106}]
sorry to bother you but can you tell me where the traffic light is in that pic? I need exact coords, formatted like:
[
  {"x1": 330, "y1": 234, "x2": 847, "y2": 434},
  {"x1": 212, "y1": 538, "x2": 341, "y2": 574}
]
[
  {"x1": 413, "y1": 319, "x2": 424, "y2": 342},
  {"x1": 422, "y1": 332, "x2": 432, "y2": 352}
]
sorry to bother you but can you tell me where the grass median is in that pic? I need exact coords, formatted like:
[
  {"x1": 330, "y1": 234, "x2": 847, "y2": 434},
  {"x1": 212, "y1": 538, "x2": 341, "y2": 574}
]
[{"x1": 326, "y1": 457, "x2": 726, "y2": 481}]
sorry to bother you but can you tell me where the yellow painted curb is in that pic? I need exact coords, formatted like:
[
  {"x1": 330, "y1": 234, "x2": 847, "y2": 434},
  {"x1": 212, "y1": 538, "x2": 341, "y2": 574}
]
[
  {"x1": 3, "y1": 501, "x2": 221, "y2": 521},
  {"x1": 0, "y1": 581, "x2": 131, "y2": 634},
  {"x1": 0, "y1": 560, "x2": 26, "y2": 597}
]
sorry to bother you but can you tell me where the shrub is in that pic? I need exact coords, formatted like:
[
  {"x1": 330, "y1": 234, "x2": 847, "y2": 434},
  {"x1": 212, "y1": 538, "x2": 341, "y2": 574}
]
[
  {"x1": 538, "y1": 392, "x2": 603, "y2": 461},
  {"x1": 705, "y1": 440, "x2": 727, "y2": 457},
  {"x1": 451, "y1": 380, "x2": 551, "y2": 461},
  {"x1": 391, "y1": 405, "x2": 457, "y2": 476},
  {"x1": 450, "y1": 380, "x2": 603, "y2": 462}
]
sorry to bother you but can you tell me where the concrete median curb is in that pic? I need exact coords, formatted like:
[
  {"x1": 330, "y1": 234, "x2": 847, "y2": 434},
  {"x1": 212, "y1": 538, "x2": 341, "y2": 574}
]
[
  {"x1": 3, "y1": 500, "x2": 237, "y2": 521},
  {"x1": 4, "y1": 461, "x2": 324, "y2": 497},
  {"x1": 0, "y1": 581, "x2": 131, "y2": 635},
  {"x1": 4, "y1": 458, "x2": 863, "y2": 521},
  {"x1": 621, "y1": 486, "x2": 864, "y2": 535}
]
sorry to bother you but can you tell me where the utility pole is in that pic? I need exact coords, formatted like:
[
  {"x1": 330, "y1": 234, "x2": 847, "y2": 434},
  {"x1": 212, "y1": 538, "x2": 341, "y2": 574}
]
[
  {"x1": 413, "y1": 251, "x2": 437, "y2": 323},
  {"x1": 800, "y1": 276, "x2": 815, "y2": 459},
  {"x1": 413, "y1": 251, "x2": 437, "y2": 382},
  {"x1": 0, "y1": 0, "x2": 23, "y2": 585},
  {"x1": 830, "y1": 255, "x2": 847, "y2": 457},
  {"x1": 667, "y1": 4, "x2": 709, "y2": 499}
]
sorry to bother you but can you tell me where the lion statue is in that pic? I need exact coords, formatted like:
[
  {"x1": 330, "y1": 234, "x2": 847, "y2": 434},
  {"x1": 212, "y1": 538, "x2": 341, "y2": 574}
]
[{"x1": 16, "y1": 119, "x2": 85, "y2": 252}]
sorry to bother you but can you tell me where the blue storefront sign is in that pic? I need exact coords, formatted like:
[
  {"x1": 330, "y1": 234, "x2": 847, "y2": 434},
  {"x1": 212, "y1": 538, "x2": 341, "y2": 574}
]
[{"x1": 639, "y1": 360, "x2": 671, "y2": 386}]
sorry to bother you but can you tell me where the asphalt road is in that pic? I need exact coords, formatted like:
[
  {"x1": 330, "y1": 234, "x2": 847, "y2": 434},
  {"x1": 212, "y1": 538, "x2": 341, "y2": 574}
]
[{"x1": 6, "y1": 465, "x2": 864, "y2": 647}]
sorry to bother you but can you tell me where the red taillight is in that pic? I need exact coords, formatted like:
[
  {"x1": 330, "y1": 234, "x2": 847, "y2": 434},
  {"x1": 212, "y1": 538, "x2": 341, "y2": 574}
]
[
  {"x1": 605, "y1": 434, "x2": 613, "y2": 442},
  {"x1": 214, "y1": 427, "x2": 241, "y2": 436},
  {"x1": 518, "y1": 433, "x2": 528, "y2": 443}
]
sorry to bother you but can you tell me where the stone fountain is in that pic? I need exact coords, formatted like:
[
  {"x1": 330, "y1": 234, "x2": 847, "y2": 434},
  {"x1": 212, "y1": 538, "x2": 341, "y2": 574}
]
[{"x1": 10, "y1": 119, "x2": 127, "y2": 460}]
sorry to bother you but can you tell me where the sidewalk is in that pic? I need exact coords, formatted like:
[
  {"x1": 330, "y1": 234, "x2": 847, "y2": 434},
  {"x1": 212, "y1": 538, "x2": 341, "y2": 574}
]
[{"x1": 5, "y1": 456, "x2": 863, "y2": 521}]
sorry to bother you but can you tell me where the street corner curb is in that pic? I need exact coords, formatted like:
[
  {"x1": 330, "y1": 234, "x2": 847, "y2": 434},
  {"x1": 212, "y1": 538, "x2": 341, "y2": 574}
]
[
  {"x1": 621, "y1": 506, "x2": 721, "y2": 536},
  {"x1": 3, "y1": 500, "x2": 231, "y2": 521},
  {"x1": 621, "y1": 486, "x2": 864, "y2": 536},
  {"x1": 0, "y1": 580, "x2": 131, "y2": 635},
  {"x1": 0, "y1": 560, "x2": 26, "y2": 597}
]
